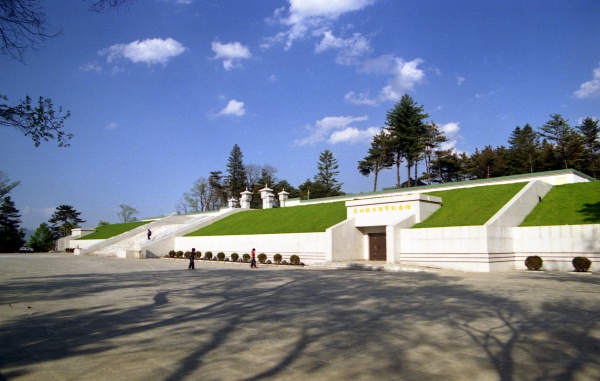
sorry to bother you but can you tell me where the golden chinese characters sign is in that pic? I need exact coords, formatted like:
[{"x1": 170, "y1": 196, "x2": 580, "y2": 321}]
[{"x1": 353, "y1": 203, "x2": 412, "y2": 215}]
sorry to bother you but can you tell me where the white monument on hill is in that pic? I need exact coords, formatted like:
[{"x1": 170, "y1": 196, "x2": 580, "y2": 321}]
[
  {"x1": 259, "y1": 184, "x2": 275, "y2": 209},
  {"x1": 240, "y1": 188, "x2": 252, "y2": 209}
]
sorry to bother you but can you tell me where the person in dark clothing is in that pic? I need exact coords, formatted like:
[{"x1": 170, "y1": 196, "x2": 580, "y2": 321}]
[
  {"x1": 189, "y1": 248, "x2": 196, "y2": 270},
  {"x1": 250, "y1": 248, "x2": 257, "y2": 268},
  {"x1": 147, "y1": 229, "x2": 152, "y2": 240}
]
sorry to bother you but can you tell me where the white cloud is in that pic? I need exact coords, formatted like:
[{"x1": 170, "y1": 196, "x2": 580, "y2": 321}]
[
  {"x1": 80, "y1": 61, "x2": 102, "y2": 72},
  {"x1": 314, "y1": 30, "x2": 371, "y2": 65},
  {"x1": 294, "y1": 115, "x2": 369, "y2": 146},
  {"x1": 346, "y1": 56, "x2": 426, "y2": 105},
  {"x1": 218, "y1": 100, "x2": 246, "y2": 116},
  {"x1": 574, "y1": 64, "x2": 600, "y2": 99},
  {"x1": 264, "y1": 0, "x2": 376, "y2": 49},
  {"x1": 456, "y1": 76, "x2": 466, "y2": 86},
  {"x1": 344, "y1": 91, "x2": 377, "y2": 106},
  {"x1": 329, "y1": 126, "x2": 379, "y2": 144},
  {"x1": 22, "y1": 207, "x2": 54, "y2": 218},
  {"x1": 106, "y1": 122, "x2": 118, "y2": 130},
  {"x1": 100, "y1": 38, "x2": 186, "y2": 65},
  {"x1": 439, "y1": 122, "x2": 461, "y2": 151},
  {"x1": 212, "y1": 41, "x2": 252, "y2": 70}
]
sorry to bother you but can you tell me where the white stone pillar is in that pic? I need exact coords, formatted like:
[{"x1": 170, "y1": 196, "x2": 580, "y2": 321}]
[
  {"x1": 278, "y1": 189, "x2": 290, "y2": 207},
  {"x1": 240, "y1": 189, "x2": 253, "y2": 209},
  {"x1": 228, "y1": 196, "x2": 238, "y2": 208},
  {"x1": 259, "y1": 184, "x2": 275, "y2": 209}
]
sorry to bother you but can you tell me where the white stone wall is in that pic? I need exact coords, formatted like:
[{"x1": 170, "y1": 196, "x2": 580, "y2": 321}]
[
  {"x1": 513, "y1": 224, "x2": 600, "y2": 271},
  {"x1": 387, "y1": 214, "x2": 416, "y2": 264},
  {"x1": 327, "y1": 218, "x2": 364, "y2": 262},
  {"x1": 71, "y1": 239, "x2": 104, "y2": 250},
  {"x1": 486, "y1": 180, "x2": 552, "y2": 227},
  {"x1": 175, "y1": 232, "x2": 328, "y2": 264},
  {"x1": 399, "y1": 226, "x2": 493, "y2": 272}
]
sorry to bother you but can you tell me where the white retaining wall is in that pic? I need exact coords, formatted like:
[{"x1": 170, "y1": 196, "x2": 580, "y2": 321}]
[
  {"x1": 175, "y1": 232, "x2": 328, "y2": 264},
  {"x1": 328, "y1": 218, "x2": 363, "y2": 262},
  {"x1": 513, "y1": 224, "x2": 600, "y2": 271}
]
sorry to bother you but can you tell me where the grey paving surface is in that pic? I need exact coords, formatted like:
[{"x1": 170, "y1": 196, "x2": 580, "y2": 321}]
[{"x1": 1, "y1": 254, "x2": 599, "y2": 381}]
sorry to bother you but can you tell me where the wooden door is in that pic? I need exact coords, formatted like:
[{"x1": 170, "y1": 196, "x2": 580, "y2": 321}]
[{"x1": 369, "y1": 233, "x2": 387, "y2": 261}]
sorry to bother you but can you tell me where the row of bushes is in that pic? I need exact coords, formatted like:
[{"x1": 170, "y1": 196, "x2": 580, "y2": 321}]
[
  {"x1": 525, "y1": 255, "x2": 592, "y2": 272},
  {"x1": 166, "y1": 250, "x2": 303, "y2": 266}
]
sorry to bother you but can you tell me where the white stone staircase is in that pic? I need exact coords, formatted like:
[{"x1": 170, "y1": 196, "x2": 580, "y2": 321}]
[{"x1": 85, "y1": 214, "x2": 216, "y2": 257}]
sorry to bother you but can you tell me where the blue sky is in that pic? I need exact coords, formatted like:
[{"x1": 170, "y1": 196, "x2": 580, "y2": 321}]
[{"x1": 1, "y1": 0, "x2": 599, "y2": 229}]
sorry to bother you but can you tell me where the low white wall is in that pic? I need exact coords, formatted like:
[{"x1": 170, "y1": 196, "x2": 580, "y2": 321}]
[
  {"x1": 513, "y1": 224, "x2": 600, "y2": 271},
  {"x1": 71, "y1": 239, "x2": 104, "y2": 250},
  {"x1": 399, "y1": 226, "x2": 492, "y2": 272},
  {"x1": 327, "y1": 218, "x2": 363, "y2": 262},
  {"x1": 175, "y1": 232, "x2": 328, "y2": 264},
  {"x1": 486, "y1": 227, "x2": 516, "y2": 272}
]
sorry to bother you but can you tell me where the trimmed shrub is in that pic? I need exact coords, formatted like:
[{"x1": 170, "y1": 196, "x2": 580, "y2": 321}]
[
  {"x1": 572, "y1": 256, "x2": 592, "y2": 272},
  {"x1": 231, "y1": 253, "x2": 239, "y2": 262},
  {"x1": 176, "y1": 250, "x2": 183, "y2": 258},
  {"x1": 267, "y1": 260, "x2": 272, "y2": 264},
  {"x1": 258, "y1": 253, "x2": 267, "y2": 264},
  {"x1": 281, "y1": 260, "x2": 288, "y2": 265},
  {"x1": 290, "y1": 255, "x2": 300, "y2": 265},
  {"x1": 204, "y1": 251, "x2": 213, "y2": 260},
  {"x1": 168, "y1": 250, "x2": 176, "y2": 258},
  {"x1": 217, "y1": 252, "x2": 225, "y2": 261},
  {"x1": 242, "y1": 253, "x2": 250, "y2": 263},
  {"x1": 184, "y1": 251, "x2": 191, "y2": 259},
  {"x1": 525, "y1": 255, "x2": 543, "y2": 271},
  {"x1": 273, "y1": 253, "x2": 282, "y2": 264}
]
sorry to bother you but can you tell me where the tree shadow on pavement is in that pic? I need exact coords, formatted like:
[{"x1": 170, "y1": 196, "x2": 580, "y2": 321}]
[{"x1": 0, "y1": 258, "x2": 599, "y2": 380}]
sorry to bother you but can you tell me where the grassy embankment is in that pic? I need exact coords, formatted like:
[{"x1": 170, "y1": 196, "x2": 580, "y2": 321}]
[
  {"x1": 413, "y1": 182, "x2": 527, "y2": 228},
  {"x1": 186, "y1": 201, "x2": 347, "y2": 236},
  {"x1": 521, "y1": 181, "x2": 600, "y2": 226},
  {"x1": 76, "y1": 221, "x2": 147, "y2": 239}
]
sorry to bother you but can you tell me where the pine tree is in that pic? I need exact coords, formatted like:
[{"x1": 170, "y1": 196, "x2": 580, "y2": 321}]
[
  {"x1": 358, "y1": 131, "x2": 394, "y2": 192},
  {"x1": 385, "y1": 94, "x2": 429, "y2": 187},
  {"x1": 313, "y1": 150, "x2": 343, "y2": 198},
  {"x1": 225, "y1": 144, "x2": 246, "y2": 198},
  {"x1": 28, "y1": 222, "x2": 57, "y2": 252},
  {"x1": 539, "y1": 114, "x2": 580, "y2": 170},
  {"x1": 0, "y1": 196, "x2": 25, "y2": 252},
  {"x1": 507, "y1": 124, "x2": 540, "y2": 174},
  {"x1": 48, "y1": 205, "x2": 85, "y2": 238},
  {"x1": 422, "y1": 122, "x2": 448, "y2": 184},
  {"x1": 576, "y1": 117, "x2": 600, "y2": 178}
]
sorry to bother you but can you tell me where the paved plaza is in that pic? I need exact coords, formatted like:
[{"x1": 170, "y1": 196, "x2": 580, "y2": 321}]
[{"x1": 1, "y1": 254, "x2": 599, "y2": 381}]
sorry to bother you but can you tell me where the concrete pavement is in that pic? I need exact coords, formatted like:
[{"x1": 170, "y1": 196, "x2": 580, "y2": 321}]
[{"x1": 1, "y1": 254, "x2": 599, "y2": 381}]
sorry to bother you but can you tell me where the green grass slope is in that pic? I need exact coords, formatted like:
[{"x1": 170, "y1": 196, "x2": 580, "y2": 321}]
[
  {"x1": 413, "y1": 182, "x2": 527, "y2": 228},
  {"x1": 76, "y1": 221, "x2": 147, "y2": 239},
  {"x1": 521, "y1": 181, "x2": 600, "y2": 226},
  {"x1": 186, "y1": 201, "x2": 346, "y2": 236}
]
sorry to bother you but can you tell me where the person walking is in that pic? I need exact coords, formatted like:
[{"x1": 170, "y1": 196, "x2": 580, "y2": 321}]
[
  {"x1": 189, "y1": 248, "x2": 197, "y2": 270},
  {"x1": 147, "y1": 229, "x2": 152, "y2": 240},
  {"x1": 250, "y1": 248, "x2": 257, "y2": 268}
]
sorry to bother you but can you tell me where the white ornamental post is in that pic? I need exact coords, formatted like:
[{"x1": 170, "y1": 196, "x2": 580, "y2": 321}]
[
  {"x1": 240, "y1": 188, "x2": 253, "y2": 209},
  {"x1": 278, "y1": 189, "x2": 290, "y2": 207},
  {"x1": 228, "y1": 196, "x2": 238, "y2": 209},
  {"x1": 259, "y1": 184, "x2": 275, "y2": 209}
]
